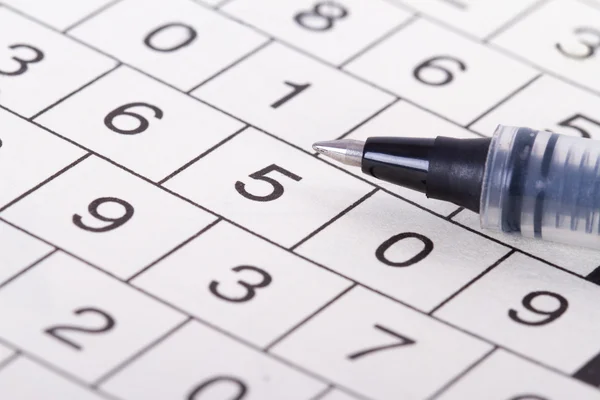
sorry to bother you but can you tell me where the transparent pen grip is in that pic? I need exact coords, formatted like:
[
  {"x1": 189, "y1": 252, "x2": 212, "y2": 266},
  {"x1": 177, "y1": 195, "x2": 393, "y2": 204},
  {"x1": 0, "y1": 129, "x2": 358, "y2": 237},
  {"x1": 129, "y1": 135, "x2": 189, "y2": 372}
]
[{"x1": 480, "y1": 125, "x2": 600, "y2": 249}]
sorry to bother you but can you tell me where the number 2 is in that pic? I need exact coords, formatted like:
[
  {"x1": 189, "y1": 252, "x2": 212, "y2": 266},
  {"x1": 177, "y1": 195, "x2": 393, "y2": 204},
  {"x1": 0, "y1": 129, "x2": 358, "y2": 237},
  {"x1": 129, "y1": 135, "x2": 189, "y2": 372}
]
[{"x1": 44, "y1": 307, "x2": 115, "y2": 350}]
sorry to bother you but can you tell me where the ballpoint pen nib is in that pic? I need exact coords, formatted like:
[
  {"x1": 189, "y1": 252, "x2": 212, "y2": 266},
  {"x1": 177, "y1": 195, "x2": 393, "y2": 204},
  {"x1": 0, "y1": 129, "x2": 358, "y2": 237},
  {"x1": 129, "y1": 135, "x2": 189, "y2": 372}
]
[{"x1": 312, "y1": 139, "x2": 365, "y2": 167}]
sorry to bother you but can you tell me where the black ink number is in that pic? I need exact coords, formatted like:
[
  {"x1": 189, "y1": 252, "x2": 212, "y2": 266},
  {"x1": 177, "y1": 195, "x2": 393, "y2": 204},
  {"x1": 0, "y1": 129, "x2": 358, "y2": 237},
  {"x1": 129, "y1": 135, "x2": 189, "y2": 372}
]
[
  {"x1": 0, "y1": 44, "x2": 44, "y2": 76},
  {"x1": 294, "y1": 1, "x2": 349, "y2": 32},
  {"x1": 235, "y1": 164, "x2": 302, "y2": 202},
  {"x1": 271, "y1": 81, "x2": 311, "y2": 109},
  {"x1": 510, "y1": 395, "x2": 548, "y2": 400},
  {"x1": 556, "y1": 27, "x2": 600, "y2": 60},
  {"x1": 209, "y1": 266, "x2": 272, "y2": 303},
  {"x1": 144, "y1": 23, "x2": 198, "y2": 53},
  {"x1": 413, "y1": 56, "x2": 467, "y2": 86},
  {"x1": 557, "y1": 113, "x2": 600, "y2": 139},
  {"x1": 44, "y1": 307, "x2": 115, "y2": 351},
  {"x1": 104, "y1": 102, "x2": 163, "y2": 135},
  {"x1": 348, "y1": 324, "x2": 415, "y2": 360},
  {"x1": 187, "y1": 376, "x2": 248, "y2": 400},
  {"x1": 73, "y1": 197, "x2": 134, "y2": 233},
  {"x1": 375, "y1": 232, "x2": 434, "y2": 267},
  {"x1": 508, "y1": 291, "x2": 568, "y2": 326}
]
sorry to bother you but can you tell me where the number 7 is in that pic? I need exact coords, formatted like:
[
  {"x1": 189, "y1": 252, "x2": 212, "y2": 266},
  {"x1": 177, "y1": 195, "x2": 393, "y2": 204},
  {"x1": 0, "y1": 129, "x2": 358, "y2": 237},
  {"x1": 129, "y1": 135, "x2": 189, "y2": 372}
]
[{"x1": 347, "y1": 324, "x2": 416, "y2": 360}]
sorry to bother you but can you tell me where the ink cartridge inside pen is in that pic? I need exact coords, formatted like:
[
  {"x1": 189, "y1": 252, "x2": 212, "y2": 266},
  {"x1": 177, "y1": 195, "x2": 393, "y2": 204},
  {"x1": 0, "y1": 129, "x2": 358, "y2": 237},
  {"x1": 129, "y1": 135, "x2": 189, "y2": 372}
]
[{"x1": 314, "y1": 126, "x2": 600, "y2": 249}]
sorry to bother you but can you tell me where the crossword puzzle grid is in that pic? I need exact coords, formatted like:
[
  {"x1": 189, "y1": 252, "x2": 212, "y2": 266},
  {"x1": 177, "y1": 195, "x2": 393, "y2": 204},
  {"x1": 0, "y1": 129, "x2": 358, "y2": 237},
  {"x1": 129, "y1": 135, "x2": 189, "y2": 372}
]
[{"x1": 2, "y1": 0, "x2": 600, "y2": 399}]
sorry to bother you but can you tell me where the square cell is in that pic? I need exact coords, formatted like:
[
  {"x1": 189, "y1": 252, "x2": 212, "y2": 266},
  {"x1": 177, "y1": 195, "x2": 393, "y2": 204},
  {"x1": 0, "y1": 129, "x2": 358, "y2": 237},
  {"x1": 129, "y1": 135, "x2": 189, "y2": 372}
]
[
  {"x1": 0, "y1": 8, "x2": 117, "y2": 117},
  {"x1": 1, "y1": 156, "x2": 217, "y2": 279},
  {"x1": 133, "y1": 221, "x2": 352, "y2": 348},
  {"x1": 493, "y1": 0, "x2": 600, "y2": 93},
  {"x1": 0, "y1": 251, "x2": 185, "y2": 382},
  {"x1": 37, "y1": 66, "x2": 244, "y2": 182},
  {"x1": 436, "y1": 252, "x2": 600, "y2": 374},
  {"x1": 345, "y1": 19, "x2": 537, "y2": 126},
  {"x1": 223, "y1": 0, "x2": 413, "y2": 65},
  {"x1": 102, "y1": 320, "x2": 326, "y2": 400},
  {"x1": 192, "y1": 42, "x2": 394, "y2": 152},
  {"x1": 164, "y1": 128, "x2": 373, "y2": 248},
  {"x1": 296, "y1": 191, "x2": 510, "y2": 312},
  {"x1": 70, "y1": 0, "x2": 268, "y2": 91},
  {"x1": 272, "y1": 287, "x2": 491, "y2": 400}
]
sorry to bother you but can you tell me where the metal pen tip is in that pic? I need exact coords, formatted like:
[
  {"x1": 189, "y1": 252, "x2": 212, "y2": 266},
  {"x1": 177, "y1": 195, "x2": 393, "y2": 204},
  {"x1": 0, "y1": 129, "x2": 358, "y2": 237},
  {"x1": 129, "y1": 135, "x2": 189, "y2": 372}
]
[{"x1": 313, "y1": 139, "x2": 365, "y2": 167}]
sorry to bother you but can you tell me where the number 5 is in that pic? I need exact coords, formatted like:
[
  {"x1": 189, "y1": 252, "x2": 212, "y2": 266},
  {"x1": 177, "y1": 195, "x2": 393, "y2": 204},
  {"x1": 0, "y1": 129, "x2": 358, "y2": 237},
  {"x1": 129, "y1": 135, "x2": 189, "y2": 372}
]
[
  {"x1": 557, "y1": 114, "x2": 600, "y2": 139},
  {"x1": 235, "y1": 164, "x2": 302, "y2": 202}
]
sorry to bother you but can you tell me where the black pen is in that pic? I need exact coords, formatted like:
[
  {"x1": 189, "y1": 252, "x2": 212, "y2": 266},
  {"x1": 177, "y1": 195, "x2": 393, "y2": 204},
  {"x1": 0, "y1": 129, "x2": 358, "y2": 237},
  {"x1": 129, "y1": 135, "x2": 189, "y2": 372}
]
[{"x1": 314, "y1": 125, "x2": 600, "y2": 249}]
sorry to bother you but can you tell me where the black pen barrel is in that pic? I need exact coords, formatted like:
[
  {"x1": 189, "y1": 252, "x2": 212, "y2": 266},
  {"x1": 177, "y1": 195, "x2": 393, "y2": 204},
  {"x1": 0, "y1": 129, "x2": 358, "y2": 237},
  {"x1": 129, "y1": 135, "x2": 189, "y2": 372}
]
[{"x1": 361, "y1": 136, "x2": 491, "y2": 212}]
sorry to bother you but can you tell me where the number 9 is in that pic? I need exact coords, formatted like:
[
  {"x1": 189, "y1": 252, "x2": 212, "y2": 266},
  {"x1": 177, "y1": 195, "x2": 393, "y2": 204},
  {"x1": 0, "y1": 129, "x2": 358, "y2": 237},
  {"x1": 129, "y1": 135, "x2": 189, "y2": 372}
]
[{"x1": 508, "y1": 291, "x2": 568, "y2": 326}]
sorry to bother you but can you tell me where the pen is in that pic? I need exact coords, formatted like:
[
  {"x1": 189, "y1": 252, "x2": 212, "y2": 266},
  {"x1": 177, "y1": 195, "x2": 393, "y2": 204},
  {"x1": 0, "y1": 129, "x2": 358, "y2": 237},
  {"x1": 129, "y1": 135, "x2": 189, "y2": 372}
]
[{"x1": 313, "y1": 125, "x2": 600, "y2": 250}]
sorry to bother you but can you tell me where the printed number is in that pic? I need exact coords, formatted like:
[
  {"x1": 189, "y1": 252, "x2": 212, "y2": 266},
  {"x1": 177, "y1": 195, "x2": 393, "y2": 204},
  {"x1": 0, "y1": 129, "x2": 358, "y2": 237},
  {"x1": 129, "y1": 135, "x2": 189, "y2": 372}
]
[
  {"x1": 0, "y1": 139, "x2": 3, "y2": 148},
  {"x1": 271, "y1": 81, "x2": 311, "y2": 109},
  {"x1": 104, "y1": 102, "x2": 163, "y2": 135},
  {"x1": 0, "y1": 44, "x2": 44, "y2": 76},
  {"x1": 209, "y1": 266, "x2": 272, "y2": 303},
  {"x1": 375, "y1": 232, "x2": 434, "y2": 267},
  {"x1": 235, "y1": 164, "x2": 302, "y2": 202},
  {"x1": 510, "y1": 396, "x2": 548, "y2": 400},
  {"x1": 44, "y1": 307, "x2": 115, "y2": 351},
  {"x1": 347, "y1": 324, "x2": 415, "y2": 360},
  {"x1": 294, "y1": 1, "x2": 349, "y2": 31},
  {"x1": 556, "y1": 27, "x2": 600, "y2": 60},
  {"x1": 413, "y1": 56, "x2": 467, "y2": 86},
  {"x1": 557, "y1": 114, "x2": 600, "y2": 139},
  {"x1": 73, "y1": 197, "x2": 134, "y2": 233},
  {"x1": 508, "y1": 291, "x2": 568, "y2": 326},
  {"x1": 187, "y1": 376, "x2": 248, "y2": 400},
  {"x1": 144, "y1": 23, "x2": 198, "y2": 52}
]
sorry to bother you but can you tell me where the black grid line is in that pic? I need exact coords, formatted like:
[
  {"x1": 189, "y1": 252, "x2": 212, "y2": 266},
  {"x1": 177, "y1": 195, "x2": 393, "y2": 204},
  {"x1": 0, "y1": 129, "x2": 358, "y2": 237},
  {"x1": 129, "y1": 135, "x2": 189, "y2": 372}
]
[
  {"x1": 0, "y1": 336, "x2": 125, "y2": 400},
  {"x1": 337, "y1": 13, "x2": 419, "y2": 68},
  {"x1": 264, "y1": 283, "x2": 357, "y2": 352},
  {"x1": 29, "y1": 63, "x2": 121, "y2": 121},
  {"x1": 427, "y1": 347, "x2": 498, "y2": 400},
  {"x1": 0, "y1": 351, "x2": 20, "y2": 373},
  {"x1": 465, "y1": 73, "x2": 542, "y2": 129},
  {"x1": 289, "y1": 188, "x2": 379, "y2": 251},
  {"x1": 62, "y1": 0, "x2": 124, "y2": 33},
  {"x1": 428, "y1": 250, "x2": 516, "y2": 315},
  {"x1": 0, "y1": 153, "x2": 92, "y2": 213},
  {"x1": 93, "y1": 317, "x2": 193, "y2": 387},
  {"x1": 309, "y1": 385, "x2": 335, "y2": 400},
  {"x1": 482, "y1": 0, "x2": 549, "y2": 42},
  {"x1": 186, "y1": 38, "x2": 273, "y2": 94},
  {"x1": 0, "y1": 0, "x2": 598, "y2": 398},
  {"x1": 158, "y1": 125, "x2": 249, "y2": 184}
]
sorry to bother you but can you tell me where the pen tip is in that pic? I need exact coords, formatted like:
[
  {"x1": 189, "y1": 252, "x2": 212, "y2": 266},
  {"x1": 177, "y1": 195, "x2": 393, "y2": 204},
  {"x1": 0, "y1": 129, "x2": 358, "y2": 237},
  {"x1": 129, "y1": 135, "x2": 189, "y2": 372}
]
[{"x1": 312, "y1": 139, "x2": 365, "y2": 167}]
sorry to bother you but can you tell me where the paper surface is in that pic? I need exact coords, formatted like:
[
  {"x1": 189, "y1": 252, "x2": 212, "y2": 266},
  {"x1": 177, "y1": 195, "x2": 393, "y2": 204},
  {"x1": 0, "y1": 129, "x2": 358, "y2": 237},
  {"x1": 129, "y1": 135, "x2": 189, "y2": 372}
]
[{"x1": 1, "y1": 0, "x2": 600, "y2": 399}]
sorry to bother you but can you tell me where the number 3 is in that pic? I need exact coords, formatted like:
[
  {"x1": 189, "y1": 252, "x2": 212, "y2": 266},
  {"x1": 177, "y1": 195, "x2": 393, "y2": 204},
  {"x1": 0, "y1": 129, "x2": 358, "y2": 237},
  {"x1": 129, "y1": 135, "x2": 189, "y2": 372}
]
[
  {"x1": 209, "y1": 265, "x2": 272, "y2": 303},
  {"x1": 0, "y1": 44, "x2": 44, "y2": 76}
]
